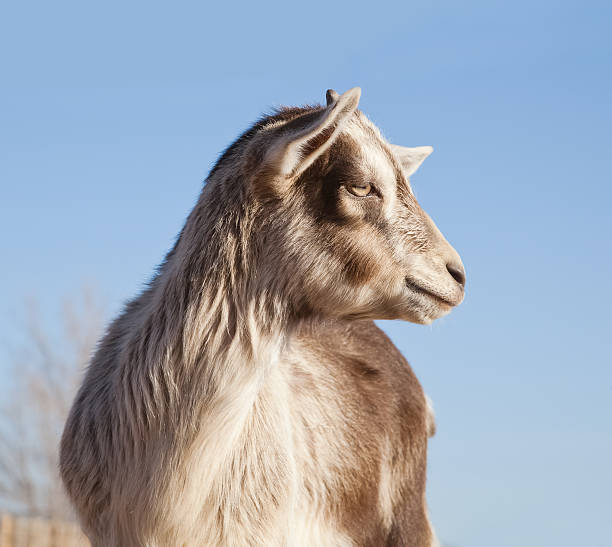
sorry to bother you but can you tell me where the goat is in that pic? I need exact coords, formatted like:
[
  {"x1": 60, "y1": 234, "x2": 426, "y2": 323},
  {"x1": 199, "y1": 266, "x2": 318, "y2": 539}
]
[{"x1": 60, "y1": 87, "x2": 465, "y2": 546}]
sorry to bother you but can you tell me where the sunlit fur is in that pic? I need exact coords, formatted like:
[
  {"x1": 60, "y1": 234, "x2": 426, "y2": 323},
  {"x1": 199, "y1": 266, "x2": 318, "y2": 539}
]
[{"x1": 60, "y1": 88, "x2": 464, "y2": 546}]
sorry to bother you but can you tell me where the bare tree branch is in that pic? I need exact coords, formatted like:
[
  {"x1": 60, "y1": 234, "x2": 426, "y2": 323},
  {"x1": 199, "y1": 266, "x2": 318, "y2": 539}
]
[{"x1": 0, "y1": 286, "x2": 105, "y2": 520}]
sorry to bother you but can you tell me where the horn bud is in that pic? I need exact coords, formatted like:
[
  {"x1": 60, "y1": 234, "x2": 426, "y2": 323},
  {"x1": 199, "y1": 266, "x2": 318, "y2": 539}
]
[{"x1": 326, "y1": 89, "x2": 340, "y2": 106}]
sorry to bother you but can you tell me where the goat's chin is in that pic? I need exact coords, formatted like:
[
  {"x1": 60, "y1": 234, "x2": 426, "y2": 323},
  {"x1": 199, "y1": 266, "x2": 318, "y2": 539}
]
[
  {"x1": 313, "y1": 281, "x2": 458, "y2": 323},
  {"x1": 405, "y1": 303, "x2": 452, "y2": 325},
  {"x1": 339, "y1": 298, "x2": 452, "y2": 324},
  {"x1": 379, "y1": 291, "x2": 455, "y2": 325}
]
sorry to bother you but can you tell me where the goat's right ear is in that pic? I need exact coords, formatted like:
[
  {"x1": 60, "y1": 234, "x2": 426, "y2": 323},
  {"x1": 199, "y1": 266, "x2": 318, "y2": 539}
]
[{"x1": 262, "y1": 87, "x2": 361, "y2": 181}]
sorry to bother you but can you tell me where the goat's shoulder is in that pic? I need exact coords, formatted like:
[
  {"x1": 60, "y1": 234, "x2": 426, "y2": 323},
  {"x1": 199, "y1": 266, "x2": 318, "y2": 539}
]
[
  {"x1": 282, "y1": 319, "x2": 433, "y2": 545},
  {"x1": 287, "y1": 319, "x2": 426, "y2": 409}
]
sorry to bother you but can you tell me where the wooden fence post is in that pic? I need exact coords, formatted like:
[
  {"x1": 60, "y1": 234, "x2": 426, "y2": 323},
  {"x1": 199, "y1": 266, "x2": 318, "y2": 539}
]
[
  {"x1": 0, "y1": 514, "x2": 88, "y2": 547},
  {"x1": 0, "y1": 514, "x2": 15, "y2": 547}
]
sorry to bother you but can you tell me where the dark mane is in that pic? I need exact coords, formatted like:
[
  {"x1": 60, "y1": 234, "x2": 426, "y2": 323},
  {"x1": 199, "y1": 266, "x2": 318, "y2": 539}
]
[{"x1": 208, "y1": 105, "x2": 321, "y2": 179}]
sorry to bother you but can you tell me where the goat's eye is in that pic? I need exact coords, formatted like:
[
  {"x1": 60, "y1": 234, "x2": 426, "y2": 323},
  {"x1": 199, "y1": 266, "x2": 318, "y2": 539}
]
[{"x1": 346, "y1": 182, "x2": 372, "y2": 197}]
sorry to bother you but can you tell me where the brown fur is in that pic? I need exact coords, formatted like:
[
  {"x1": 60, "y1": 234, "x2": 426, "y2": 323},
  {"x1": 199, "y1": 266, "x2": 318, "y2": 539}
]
[
  {"x1": 287, "y1": 320, "x2": 432, "y2": 546},
  {"x1": 60, "y1": 88, "x2": 464, "y2": 546}
]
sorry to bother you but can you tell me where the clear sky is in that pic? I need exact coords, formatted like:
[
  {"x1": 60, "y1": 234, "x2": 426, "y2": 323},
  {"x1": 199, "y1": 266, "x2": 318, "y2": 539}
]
[{"x1": 1, "y1": 1, "x2": 611, "y2": 545}]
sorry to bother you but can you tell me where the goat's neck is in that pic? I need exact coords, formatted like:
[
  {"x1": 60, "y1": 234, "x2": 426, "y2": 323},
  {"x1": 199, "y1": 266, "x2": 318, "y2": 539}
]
[
  {"x1": 131, "y1": 196, "x2": 301, "y2": 539},
  {"x1": 156, "y1": 201, "x2": 294, "y2": 429},
  {"x1": 142, "y1": 270, "x2": 295, "y2": 541}
]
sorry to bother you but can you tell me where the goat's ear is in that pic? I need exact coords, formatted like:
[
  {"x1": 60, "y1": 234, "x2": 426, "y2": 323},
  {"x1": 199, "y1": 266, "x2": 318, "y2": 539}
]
[
  {"x1": 390, "y1": 145, "x2": 433, "y2": 177},
  {"x1": 264, "y1": 87, "x2": 361, "y2": 180}
]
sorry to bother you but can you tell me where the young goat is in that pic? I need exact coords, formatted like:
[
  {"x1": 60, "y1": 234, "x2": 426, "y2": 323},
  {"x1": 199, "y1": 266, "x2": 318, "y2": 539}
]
[{"x1": 60, "y1": 87, "x2": 465, "y2": 546}]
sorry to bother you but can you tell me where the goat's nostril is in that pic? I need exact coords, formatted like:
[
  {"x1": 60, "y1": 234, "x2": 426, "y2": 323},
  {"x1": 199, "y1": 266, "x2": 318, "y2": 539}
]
[{"x1": 446, "y1": 262, "x2": 466, "y2": 287}]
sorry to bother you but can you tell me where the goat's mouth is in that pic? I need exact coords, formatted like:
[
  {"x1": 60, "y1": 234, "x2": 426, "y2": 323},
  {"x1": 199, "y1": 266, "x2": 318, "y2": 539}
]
[{"x1": 404, "y1": 277, "x2": 458, "y2": 308}]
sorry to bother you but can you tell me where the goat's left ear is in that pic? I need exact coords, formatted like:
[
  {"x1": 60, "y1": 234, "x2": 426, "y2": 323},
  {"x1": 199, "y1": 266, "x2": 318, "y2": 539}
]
[
  {"x1": 264, "y1": 87, "x2": 361, "y2": 180},
  {"x1": 390, "y1": 145, "x2": 433, "y2": 177}
]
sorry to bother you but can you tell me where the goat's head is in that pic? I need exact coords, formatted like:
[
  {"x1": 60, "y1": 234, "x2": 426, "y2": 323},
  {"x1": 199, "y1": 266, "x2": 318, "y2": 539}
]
[{"x1": 226, "y1": 87, "x2": 465, "y2": 324}]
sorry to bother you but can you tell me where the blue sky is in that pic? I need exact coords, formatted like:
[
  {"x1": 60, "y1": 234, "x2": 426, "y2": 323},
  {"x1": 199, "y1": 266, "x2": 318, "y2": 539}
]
[{"x1": 1, "y1": 1, "x2": 611, "y2": 545}]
